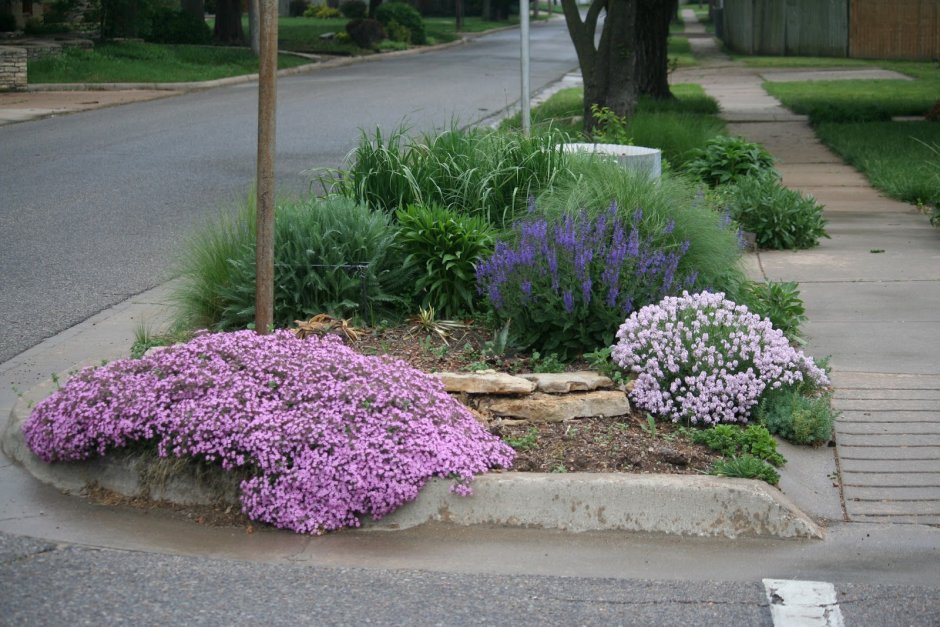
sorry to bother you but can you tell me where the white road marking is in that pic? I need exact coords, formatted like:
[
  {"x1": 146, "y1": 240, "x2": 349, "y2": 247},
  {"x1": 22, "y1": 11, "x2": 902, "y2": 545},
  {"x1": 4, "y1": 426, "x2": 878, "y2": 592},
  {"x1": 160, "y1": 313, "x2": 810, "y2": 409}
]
[{"x1": 763, "y1": 579, "x2": 845, "y2": 627}]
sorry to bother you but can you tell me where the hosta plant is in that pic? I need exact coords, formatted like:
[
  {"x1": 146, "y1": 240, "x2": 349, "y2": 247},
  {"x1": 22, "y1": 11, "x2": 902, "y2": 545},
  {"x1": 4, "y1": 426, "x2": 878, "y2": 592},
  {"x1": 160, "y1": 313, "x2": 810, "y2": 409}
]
[
  {"x1": 23, "y1": 331, "x2": 514, "y2": 534},
  {"x1": 685, "y1": 135, "x2": 778, "y2": 187},
  {"x1": 612, "y1": 291, "x2": 828, "y2": 425}
]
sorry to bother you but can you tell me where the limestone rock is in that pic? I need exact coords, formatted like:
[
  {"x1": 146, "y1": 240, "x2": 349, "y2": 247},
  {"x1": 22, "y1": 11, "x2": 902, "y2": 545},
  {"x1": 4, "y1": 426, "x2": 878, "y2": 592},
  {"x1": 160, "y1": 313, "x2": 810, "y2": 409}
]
[
  {"x1": 479, "y1": 390, "x2": 630, "y2": 422},
  {"x1": 521, "y1": 371, "x2": 614, "y2": 394},
  {"x1": 433, "y1": 372, "x2": 537, "y2": 395}
]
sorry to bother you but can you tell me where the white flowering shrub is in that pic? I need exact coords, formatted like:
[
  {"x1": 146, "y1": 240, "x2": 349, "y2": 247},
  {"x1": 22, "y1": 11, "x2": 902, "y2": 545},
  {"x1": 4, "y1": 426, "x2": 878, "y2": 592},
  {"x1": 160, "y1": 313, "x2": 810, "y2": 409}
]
[{"x1": 612, "y1": 291, "x2": 828, "y2": 425}]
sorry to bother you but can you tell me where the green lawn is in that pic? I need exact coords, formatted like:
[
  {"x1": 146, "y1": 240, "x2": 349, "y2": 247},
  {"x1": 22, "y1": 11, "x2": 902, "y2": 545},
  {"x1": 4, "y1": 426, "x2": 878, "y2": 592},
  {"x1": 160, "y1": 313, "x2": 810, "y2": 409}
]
[
  {"x1": 501, "y1": 83, "x2": 726, "y2": 167},
  {"x1": 28, "y1": 41, "x2": 311, "y2": 83}
]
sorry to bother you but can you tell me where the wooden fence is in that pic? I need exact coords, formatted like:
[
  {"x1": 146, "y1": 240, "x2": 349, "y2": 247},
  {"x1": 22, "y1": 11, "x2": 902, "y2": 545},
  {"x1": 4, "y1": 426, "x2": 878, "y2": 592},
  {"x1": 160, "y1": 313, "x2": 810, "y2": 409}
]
[{"x1": 850, "y1": 0, "x2": 940, "y2": 60}]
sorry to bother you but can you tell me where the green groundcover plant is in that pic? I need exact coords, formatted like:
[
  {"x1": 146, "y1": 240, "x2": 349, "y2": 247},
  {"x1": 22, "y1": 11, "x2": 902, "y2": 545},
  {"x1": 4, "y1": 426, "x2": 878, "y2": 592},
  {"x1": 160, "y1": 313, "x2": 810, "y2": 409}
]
[
  {"x1": 612, "y1": 291, "x2": 829, "y2": 425},
  {"x1": 685, "y1": 135, "x2": 778, "y2": 187},
  {"x1": 23, "y1": 331, "x2": 514, "y2": 534}
]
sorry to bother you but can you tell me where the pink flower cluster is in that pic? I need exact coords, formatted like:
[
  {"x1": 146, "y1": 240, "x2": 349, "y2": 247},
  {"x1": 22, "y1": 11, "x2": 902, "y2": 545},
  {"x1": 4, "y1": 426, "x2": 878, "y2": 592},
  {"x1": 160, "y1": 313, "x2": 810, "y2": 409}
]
[
  {"x1": 612, "y1": 291, "x2": 828, "y2": 425},
  {"x1": 23, "y1": 330, "x2": 514, "y2": 534}
]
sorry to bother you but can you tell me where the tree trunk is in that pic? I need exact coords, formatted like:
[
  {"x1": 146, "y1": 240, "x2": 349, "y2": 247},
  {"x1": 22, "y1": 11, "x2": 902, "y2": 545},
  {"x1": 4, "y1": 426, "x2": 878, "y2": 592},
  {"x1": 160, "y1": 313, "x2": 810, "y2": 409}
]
[
  {"x1": 562, "y1": 0, "x2": 637, "y2": 133},
  {"x1": 636, "y1": 0, "x2": 676, "y2": 99},
  {"x1": 532, "y1": 0, "x2": 538, "y2": 20},
  {"x1": 249, "y1": 0, "x2": 260, "y2": 55},
  {"x1": 455, "y1": 0, "x2": 463, "y2": 32},
  {"x1": 214, "y1": 0, "x2": 245, "y2": 45},
  {"x1": 368, "y1": 0, "x2": 382, "y2": 18}
]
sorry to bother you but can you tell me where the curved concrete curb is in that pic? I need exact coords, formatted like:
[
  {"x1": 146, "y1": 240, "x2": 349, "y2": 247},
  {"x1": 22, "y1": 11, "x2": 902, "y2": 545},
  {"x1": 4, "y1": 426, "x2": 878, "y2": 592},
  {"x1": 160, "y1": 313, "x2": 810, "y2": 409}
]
[{"x1": 2, "y1": 369, "x2": 823, "y2": 540}]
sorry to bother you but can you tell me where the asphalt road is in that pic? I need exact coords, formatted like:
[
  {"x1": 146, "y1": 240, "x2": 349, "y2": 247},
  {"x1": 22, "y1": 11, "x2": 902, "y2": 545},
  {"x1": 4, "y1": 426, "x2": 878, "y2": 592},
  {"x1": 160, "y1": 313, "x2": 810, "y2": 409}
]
[{"x1": 0, "y1": 20, "x2": 578, "y2": 364}]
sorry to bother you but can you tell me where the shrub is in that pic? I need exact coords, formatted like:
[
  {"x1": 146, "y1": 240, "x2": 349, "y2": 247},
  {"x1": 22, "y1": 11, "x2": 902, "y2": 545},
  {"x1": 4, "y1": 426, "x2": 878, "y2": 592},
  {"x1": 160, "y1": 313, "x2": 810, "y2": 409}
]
[
  {"x1": 375, "y1": 1, "x2": 425, "y2": 44},
  {"x1": 591, "y1": 105, "x2": 633, "y2": 145},
  {"x1": 476, "y1": 202, "x2": 700, "y2": 357},
  {"x1": 537, "y1": 159, "x2": 748, "y2": 302},
  {"x1": 384, "y1": 19, "x2": 411, "y2": 43},
  {"x1": 0, "y1": 12, "x2": 16, "y2": 32},
  {"x1": 758, "y1": 389, "x2": 836, "y2": 445},
  {"x1": 172, "y1": 196, "x2": 412, "y2": 331},
  {"x1": 289, "y1": 0, "x2": 309, "y2": 17},
  {"x1": 739, "y1": 280, "x2": 806, "y2": 343},
  {"x1": 685, "y1": 135, "x2": 778, "y2": 187},
  {"x1": 305, "y1": 4, "x2": 342, "y2": 18},
  {"x1": 147, "y1": 8, "x2": 211, "y2": 45},
  {"x1": 335, "y1": 127, "x2": 574, "y2": 229},
  {"x1": 612, "y1": 291, "x2": 829, "y2": 425},
  {"x1": 339, "y1": 0, "x2": 366, "y2": 18},
  {"x1": 345, "y1": 17, "x2": 385, "y2": 47},
  {"x1": 721, "y1": 173, "x2": 829, "y2": 250},
  {"x1": 395, "y1": 203, "x2": 495, "y2": 318},
  {"x1": 709, "y1": 455, "x2": 780, "y2": 485},
  {"x1": 23, "y1": 331, "x2": 514, "y2": 534},
  {"x1": 686, "y1": 424, "x2": 785, "y2": 466}
]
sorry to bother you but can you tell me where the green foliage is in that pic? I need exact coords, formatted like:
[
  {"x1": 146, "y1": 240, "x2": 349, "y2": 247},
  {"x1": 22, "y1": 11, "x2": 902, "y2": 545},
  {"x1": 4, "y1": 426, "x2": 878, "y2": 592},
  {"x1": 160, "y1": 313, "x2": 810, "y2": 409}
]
[
  {"x1": 345, "y1": 17, "x2": 385, "y2": 48},
  {"x1": 147, "y1": 8, "x2": 211, "y2": 45},
  {"x1": 709, "y1": 455, "x2": 780, "y2": 485},
  {"x1": 529, "y1": 351, "x2": 565, "y2": 373},
  {"x1": 685, "y1": 135, "x2": 778, "y2": 187},
  {"x1": 504, "y1": 427, "x2": 539, "y2": 451},
  {"x1": 627, "y1": 113, "x2": 727, "y2": 168},
  {"x1": 305, "y1": 4, "x2": 342, "y2": 18},
  {"x1": 339, "y1": 0, "x2": 367, "y2": 18},
  {"x1": 721, "y1": 173, "x2": 829, "y2": 250},
  {"x1": 590, "y1": 105, "x2": 633, "y2": 145},
  {"x1": 334, "y1": 127, "x2": 575, "y2": 229},
  {"x1": 584, "y1": 346, "x2": 629, "y2": 386},
  {"x1": 537, "y1": 160, "x2": 748, "y2": 302},
  {"x1": 757, "y1": 390, "x2": 837, "y2": 445},
  {"x1": 687, "y1": 424, "x2": 785, "y2": 467},
  {"x1": 173, "y1": 196, "x2": 412, "y2": 331},
  {"x1": 394, "y1": 203, "x2": 495, "y2": 318},
  {"x1": 289, "y1": 0, "x2": 309, "y2": 17},
  {"x1": 740, "y1": 280, "x2": 806, "y2": 342},
  {"x1": 383, "y1": 19, "x2": 411, "y2": 43},
  {"x1": 375, "y1": 1, "x2": 425, "y2": 44}
]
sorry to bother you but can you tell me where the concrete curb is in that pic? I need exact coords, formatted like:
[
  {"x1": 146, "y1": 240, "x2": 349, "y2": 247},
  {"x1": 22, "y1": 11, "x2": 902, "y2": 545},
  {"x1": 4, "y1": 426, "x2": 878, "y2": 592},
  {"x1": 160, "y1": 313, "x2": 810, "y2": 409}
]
[{"x1": 2, "y1": 367, "x2": 823, "y2": 541}]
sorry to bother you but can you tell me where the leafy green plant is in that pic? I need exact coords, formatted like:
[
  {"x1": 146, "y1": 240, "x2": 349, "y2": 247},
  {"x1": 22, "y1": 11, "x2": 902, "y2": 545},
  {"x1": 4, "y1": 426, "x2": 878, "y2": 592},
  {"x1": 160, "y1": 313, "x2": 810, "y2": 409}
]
[
  {"x1": 395, "y1": 203, "x2": 495, "y2": 317},
  {"x1": 407, "y1": 305, "x2": 467, "y2": 346},
  {"x1": 591, "y1": 104, "x2": 633, "y2": 145},
  {"x1": 504, "y1": 427, "x2": 539, "y2": 451},
  {"x1": 757, "y1": 389, "x2": 837, "y2": 445},
  {"x1": 721, "y1": 173, "x2": 829, "y2": 250},
  {"x1": 640, "y1": 414, "x2": 658, "y2": 438},
  {"x1": 147, "y1": 8, "x2": 211, "y2": 44},
  {"x1": 339, "y1": 0, "x2": 366, "y2": 18},
  {"x1": 529, "y1": 351, "x2": 565, "y2": 373},
  {"x1": 173, "y1": 196, "x2": 412, "y2": 331},
  {"x1": 374, "y1": 1, "x2": 425, "y2": 44},
  {"x1": 685, "y1": 135, "x2": 778, "y2": 187},
  {"x1": 332, "y1": 127, "x2": 574, "y2": 229},
  {"x1": 584, "y1": 346, "x2": 629, "y2": 386},
  {"x1": 686, "y1": 424, "x2": 785, "y2": 466},
  {"x1": 741, "y1": 280, "x2": 807, "y2": 343},
  {"x1": 709, "y1": 455, "x2": 780, "y2": 485}
]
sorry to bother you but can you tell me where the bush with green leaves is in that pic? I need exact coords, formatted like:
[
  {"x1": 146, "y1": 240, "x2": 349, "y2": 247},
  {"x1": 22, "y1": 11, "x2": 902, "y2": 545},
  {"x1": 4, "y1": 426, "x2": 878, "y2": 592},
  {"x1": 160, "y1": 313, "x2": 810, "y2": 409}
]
[
  {"x1": 590, "y1": 104, "x2": 633, "y2": 145},
  {"x1": 537, "y1": 159, "x2": 748, "y2": 302},
  {"x1": 289, "y1": 0, "x2": 309, "y2": 17},
  {"x1": 757, "y1": 389, "x2": 837, "y2": 445},
  {"x1": 709, "y1": 455, "x2": 780, "y2": 485},
  {"x1": 345, "y1": 17, "x2": 385, "y2": 48},
  {"x1": 339, "y1": 0, "x2": 367, "y2": 18},
  {"x1": 383, "y1": 19, "x2": 411, "y2": 43},
  {"x1": 395, "y1": 203, "x2": 495, "y2": 318},
  {"x1": 686, "y1": 424, "x2": 785, "y2": 466},
  {"x1": 147, "y1": 8, "x2": 211, "y2": 44},
  {"x1": 334, "y1": 127, "x2": 574, "y2": 229},
  {"x1": 305, "y1": 4, "x2": 342, "y2": 18},
  {"x1": 173, "y1": 196, "x2": 412, "y2": 331},
  {"x1": 740, "y1": 280, "x2": 806, "y2": 343},
  {"x1": 721, "y1": 173, "x2": 829, "y2": 250},
  {"x1": 685, "y1": 135, "x2": 778, "y2": 187},
  {"x1": 375, "y1": 1, "x2": 425, "y2": 44}
]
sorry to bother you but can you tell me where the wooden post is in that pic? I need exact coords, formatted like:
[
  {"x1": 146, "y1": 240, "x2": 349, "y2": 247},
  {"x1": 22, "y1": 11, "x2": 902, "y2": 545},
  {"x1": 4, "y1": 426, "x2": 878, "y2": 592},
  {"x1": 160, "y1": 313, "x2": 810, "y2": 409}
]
[{"x1": 255, "y1": 0, "x2": 277, "y2": 334}]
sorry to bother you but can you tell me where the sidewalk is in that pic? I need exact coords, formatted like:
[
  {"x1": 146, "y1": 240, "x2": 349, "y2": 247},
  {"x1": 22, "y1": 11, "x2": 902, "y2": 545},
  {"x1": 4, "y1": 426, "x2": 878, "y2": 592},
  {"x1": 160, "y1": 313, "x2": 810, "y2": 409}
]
[{"x1": 678, "y1": 8, "x2": 940, "y2": 525}]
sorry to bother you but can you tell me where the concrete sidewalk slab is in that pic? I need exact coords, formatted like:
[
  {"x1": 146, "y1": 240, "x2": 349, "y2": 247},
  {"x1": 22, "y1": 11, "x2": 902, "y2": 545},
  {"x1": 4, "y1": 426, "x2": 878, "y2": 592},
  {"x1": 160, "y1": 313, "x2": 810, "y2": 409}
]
[{"x1": 0, "y1": 89, "x2": 182, "y2": 125}]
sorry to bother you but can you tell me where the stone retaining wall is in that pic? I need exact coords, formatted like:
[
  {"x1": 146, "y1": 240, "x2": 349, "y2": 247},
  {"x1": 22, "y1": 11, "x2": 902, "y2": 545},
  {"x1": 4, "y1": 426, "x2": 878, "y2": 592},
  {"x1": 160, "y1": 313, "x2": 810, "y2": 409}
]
[{"x1": 0, "y1": 46, "x2": 27, "y2": 92}]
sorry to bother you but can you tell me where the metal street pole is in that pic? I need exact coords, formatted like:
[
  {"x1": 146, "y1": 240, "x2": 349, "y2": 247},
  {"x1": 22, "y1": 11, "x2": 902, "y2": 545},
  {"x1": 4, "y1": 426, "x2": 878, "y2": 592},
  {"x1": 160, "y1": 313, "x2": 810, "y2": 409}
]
[
  {"x1": 255, "y1": 0, "x2": 278, "y2": 335},
  {"x1": 520, "y1": 0, "x2": 531, "y2": 135}
]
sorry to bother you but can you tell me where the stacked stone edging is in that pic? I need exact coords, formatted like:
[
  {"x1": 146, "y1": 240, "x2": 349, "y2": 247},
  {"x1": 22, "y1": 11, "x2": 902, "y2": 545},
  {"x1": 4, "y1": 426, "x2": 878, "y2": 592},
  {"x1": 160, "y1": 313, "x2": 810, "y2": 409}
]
[{"x1": 0, "y1": 46, "x2": 27, "y2": 92}]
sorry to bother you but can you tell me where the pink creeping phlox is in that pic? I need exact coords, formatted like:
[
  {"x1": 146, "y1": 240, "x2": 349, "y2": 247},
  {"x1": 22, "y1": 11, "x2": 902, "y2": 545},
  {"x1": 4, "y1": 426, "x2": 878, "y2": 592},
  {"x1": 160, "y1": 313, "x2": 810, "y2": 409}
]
[
  {"x1": 612, "y1": 291, "x2": 828, "y2": 425},
  {"x1": 23, "y1": 330, "x2": 514, "y2": 534}
]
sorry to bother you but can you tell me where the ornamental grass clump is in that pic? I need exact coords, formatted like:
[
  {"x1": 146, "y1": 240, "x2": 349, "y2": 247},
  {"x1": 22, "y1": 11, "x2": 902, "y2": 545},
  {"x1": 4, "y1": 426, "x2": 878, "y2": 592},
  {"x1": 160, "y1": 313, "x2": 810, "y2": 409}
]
[
  {"x1": 612, "y1": 291, "x2": 828, "y2": 425},
  {"x1": 23, "y1": 331, "x2": 514, "y2": 534},
  {"x1": 476, "y1": 201, "x2": 699, "y2": 357}
]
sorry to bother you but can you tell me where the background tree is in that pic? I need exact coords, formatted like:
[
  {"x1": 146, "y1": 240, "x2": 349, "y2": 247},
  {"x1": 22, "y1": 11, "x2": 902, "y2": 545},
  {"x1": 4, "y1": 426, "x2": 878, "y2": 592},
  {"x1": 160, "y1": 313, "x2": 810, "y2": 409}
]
[
  {"x1": 560, "y1": 0, "x2": 637, "y2": 133},
  {"x1": 213, "y1": 0, "x2": 244, "y2": 44},
  {"x1": 636, "y1": 0, "x2": 678, "y2": 99}
]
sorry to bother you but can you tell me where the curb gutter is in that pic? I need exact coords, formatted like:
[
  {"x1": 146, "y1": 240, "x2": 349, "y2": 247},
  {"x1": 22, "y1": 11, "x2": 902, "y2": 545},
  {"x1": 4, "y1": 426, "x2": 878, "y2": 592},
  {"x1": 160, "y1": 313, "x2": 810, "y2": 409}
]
[{"x1": 2, "y1": 368, "x2": 824, "y2": 541}]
